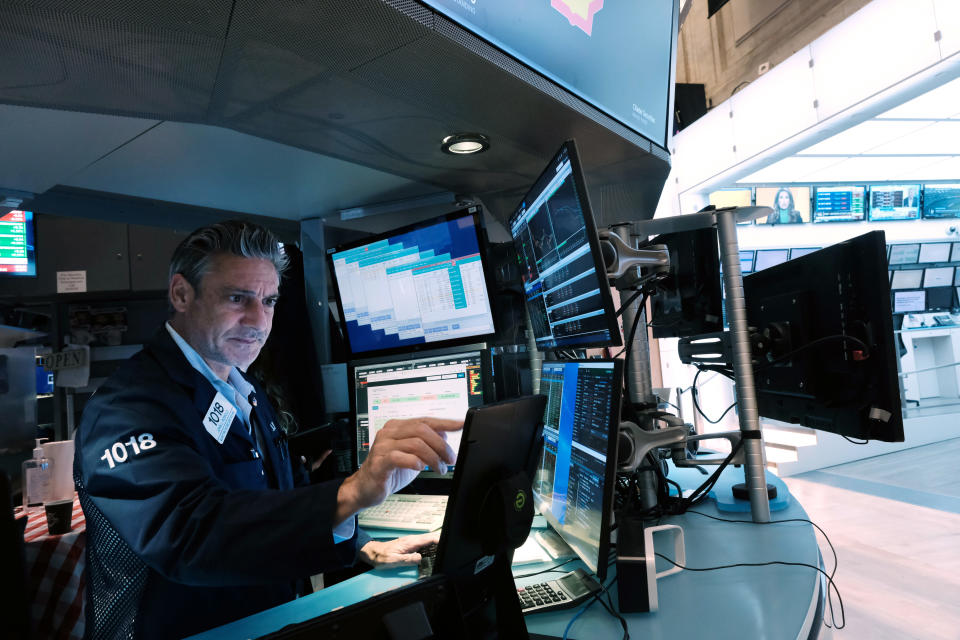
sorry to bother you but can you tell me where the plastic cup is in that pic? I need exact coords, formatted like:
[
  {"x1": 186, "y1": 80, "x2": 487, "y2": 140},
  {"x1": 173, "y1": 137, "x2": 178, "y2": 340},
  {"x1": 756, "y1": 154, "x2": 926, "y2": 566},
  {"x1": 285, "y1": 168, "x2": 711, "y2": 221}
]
[{"x1": 44, "y1": 499, "x2": 74, "y2": 535}]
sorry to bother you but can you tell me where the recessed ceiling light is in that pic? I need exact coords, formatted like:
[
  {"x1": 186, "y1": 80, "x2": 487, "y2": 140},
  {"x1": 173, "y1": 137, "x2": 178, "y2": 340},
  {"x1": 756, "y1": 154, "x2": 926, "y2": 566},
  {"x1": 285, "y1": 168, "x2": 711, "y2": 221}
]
[{"x1": 441, "y1": 133, "x2": 490, "y2": 155}]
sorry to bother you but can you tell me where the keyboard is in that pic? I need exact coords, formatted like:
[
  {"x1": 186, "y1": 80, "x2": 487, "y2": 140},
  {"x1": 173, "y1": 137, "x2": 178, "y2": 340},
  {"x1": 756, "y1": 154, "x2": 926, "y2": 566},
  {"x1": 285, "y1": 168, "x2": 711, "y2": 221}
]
[{"x1": 358, "y1": 494, "x2": 448, "y2": 532}]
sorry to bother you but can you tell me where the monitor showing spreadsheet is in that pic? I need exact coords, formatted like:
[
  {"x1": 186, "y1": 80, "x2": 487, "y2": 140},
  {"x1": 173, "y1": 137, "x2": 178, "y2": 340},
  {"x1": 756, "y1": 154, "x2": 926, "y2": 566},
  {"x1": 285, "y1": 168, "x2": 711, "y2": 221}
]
[
  {"x1": 918, "y1": 243, "x2": 952, "y2": 264},
  {"x1": 888, "y1": 244, "x2": 921, "y2": 266},
  {"x1": 329, "y1": 208, "x2": 496, "y2": 357},
  {"x1": 812, "y1": 186, "x2": 866, "y2": 222}
]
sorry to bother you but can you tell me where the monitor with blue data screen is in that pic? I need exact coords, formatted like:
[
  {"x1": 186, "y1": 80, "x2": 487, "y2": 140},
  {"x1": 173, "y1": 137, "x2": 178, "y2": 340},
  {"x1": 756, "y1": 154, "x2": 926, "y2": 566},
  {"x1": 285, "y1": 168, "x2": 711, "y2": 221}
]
[
  {"x1": 922, "y1": 184, "x2": 960, "y2": 219},
  {"x1": 534, "y1": 359, "x2": 622, "y2": 580},
  {"x1": 0, "y1": 210, "x2": 36, "y2": 277},
  {"x1": 812, "y1": 186, "x2": 866, "y2": 222},
  {"x1": 329, "y1": 208, "x2": 496, "y2": 357}
]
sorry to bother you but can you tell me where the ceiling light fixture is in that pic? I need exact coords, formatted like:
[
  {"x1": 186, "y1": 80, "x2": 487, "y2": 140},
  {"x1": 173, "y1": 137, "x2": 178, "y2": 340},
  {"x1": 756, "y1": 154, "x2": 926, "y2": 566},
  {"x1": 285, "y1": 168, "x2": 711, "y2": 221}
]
[{"x1": 441, "y1": 133, "x2": 490, "y2": 155}]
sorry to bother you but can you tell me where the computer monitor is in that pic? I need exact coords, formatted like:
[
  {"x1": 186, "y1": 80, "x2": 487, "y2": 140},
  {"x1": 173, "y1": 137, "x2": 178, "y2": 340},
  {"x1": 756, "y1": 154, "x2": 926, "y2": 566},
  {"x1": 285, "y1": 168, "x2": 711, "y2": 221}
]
[
  {"x1": 328, "y1": 208, "x2": 496, "y2": 357},
  {"x1": 888, "y1": 243, "x2": 921, "y2": 266},
  {"x1": 533, "y1": 359, "x2": 622, "y2": 580},
  {"x1": 744, "y1": 231, "x2": 904, "y2": 441},
  {"x1": 0, "y1": 210, "x2": 36, "y2": 276},
  {"x1": 508, "y1": 140, "x2": 620, "y2": 350},
  {"x1": 951, "y1": 242, "x2": 960, "y2": 262},
  {"x1": 790, "y1": 247, "x2": 820, "y2": 260},
  {"x1": 740, "y1": 250, "x2": 755, "y2": 274},
  {"x1": 926, "y1": 287, "x2": 955, "y2": 311},
  {"x1": 351, "y1": 348, "x2": 490, "y2": 472},
  {"x1": 918, "y1": 242, "x2": 952, "y2": 264},
  {"x1": 710, "y1": 188, "x2": 754, "y2": 225},
  {"x1": 890, "y1": 269, "x2": 923, "y2": 290},
  {"x1": 867, "y1": 184, "x2": 921, "y2": 221},
  {"x1": 921, "y1": 183, "x2": 960, "y2": 219},
  {"x1": 754, "y1": 248, "x2": 790, "y2": 271},
  {"x1": 923, "y1": 267, "x2": 954, "y2": 288},
  {"x1": 812, "y1": 186, "x2": 866, "y2": 223},
  {"x1": 755, "y1": 186, "x2": 811, "y2": 225},
  {"x1": 955, "y1": 267, "x2": 960, "y2": 286},
  {"x1": 893, "y1": 290, "x2": 926, "y2": 314}
]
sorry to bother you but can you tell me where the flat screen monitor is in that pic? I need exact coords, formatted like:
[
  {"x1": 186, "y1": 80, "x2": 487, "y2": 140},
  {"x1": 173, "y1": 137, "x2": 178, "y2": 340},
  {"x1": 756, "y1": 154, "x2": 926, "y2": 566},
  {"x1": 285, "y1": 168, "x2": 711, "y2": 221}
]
[
  {"x1": 918, "y1": 242, "x2": 952, "y2": 264},
  {"x1": 922, "y1": 183, "x2": 960, "y2": 219},
  {"x1": 740, "y1": 250, "x2": 755, "y2": 274},
  {"x1": 790, "y1": 247, "x2": 819, "y2": 260},
  {"x1": 418, "y1": 1, "x2": 677, "y2": 148},
  {"x1": 744, "y1": 231, "x2": 903, "y2": 441},
  {"x1": 351, "y1": 349, "x2": 489, "y2": 471},
  {"x1": 755, "y1": 187, "x2": 811, "y2": 225},
  {"x1": 893, "y1": 290, "x2": 926, "y2": 314},
  {"x1": 923, "y1": 267, "x2": 954, "y2": 288},
  {"x1": 955, "y1": 268, "x2": 960, "y2": 286},
  {"x1": 755, "y1": 249, "x2": 790, "y2": 271},
  {"x1": 329, "y1": 208, "x2": 496, "y2": 357},
  {"x1": 0, "y1": 210, "x2": 36, "y2": 276},
  {"x1": 951, "y1": 242, "x2": 960, "y2": 262},
  {"x1": 534, "y1": 359, "x2": 622, "y2": 580},
  {"x1": 888, "y1": 244, "x2": 921, "y2": 266},
  {"x1": 867, "y1": 184, "x2": 921, "y2": 221},
  {"x1": 812, "y1": 186, "x2": 866, "y2": 223},
  {"x1": 891, "y1": 269, "x2": 924, "y2": 290},
  {"x1": 508, "y1": 140, "x2": 620, "y2": 350},
  {"x1": 927, "y1": 287, "x2": 954, "y2": 311}
]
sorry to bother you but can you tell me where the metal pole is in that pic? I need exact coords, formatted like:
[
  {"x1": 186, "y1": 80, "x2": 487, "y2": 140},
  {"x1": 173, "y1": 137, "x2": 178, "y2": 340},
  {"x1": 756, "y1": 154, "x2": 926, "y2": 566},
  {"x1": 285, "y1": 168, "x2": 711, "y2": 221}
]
[
  {"x1": 525, "y1": 306, "x2": 543, "y2": 395},
  {"x1": 715, "y1": 210, "x2": 771, "y2": 523}
]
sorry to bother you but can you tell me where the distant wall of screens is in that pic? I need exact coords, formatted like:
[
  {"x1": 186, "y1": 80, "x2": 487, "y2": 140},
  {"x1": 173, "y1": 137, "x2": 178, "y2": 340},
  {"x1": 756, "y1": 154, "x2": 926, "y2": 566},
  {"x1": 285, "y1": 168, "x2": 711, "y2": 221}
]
[{"x1": 887, "y1": 240, "x2": 960, "y2": 313}]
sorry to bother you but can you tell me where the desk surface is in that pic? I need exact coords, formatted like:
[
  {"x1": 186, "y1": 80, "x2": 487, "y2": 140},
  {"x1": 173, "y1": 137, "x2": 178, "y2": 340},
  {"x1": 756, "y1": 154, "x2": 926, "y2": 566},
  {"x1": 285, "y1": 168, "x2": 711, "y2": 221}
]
[{"x1": 190, "y1": 467, "x2": 822, "y2": 640}]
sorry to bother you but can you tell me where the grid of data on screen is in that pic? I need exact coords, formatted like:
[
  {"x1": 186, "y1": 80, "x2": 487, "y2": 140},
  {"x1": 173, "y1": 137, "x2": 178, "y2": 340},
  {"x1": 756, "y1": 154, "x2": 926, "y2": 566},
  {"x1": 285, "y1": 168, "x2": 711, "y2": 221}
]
[
  {"x1": 353, "y1": 352, "x2": 484, "y2": 467},
  {"x1": 331, "y1": 215, "x2": 494, "y2": 353},
  {"x1": 534, "y1": 361, "x2": 615, "y2": 572}
]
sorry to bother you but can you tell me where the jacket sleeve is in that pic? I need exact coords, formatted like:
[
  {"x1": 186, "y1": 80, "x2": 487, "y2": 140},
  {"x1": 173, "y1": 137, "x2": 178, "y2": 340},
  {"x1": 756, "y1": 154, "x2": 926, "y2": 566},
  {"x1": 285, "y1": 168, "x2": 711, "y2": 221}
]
[{"x1": 77, "y1": 388, "x2": 363, "y2": 587}]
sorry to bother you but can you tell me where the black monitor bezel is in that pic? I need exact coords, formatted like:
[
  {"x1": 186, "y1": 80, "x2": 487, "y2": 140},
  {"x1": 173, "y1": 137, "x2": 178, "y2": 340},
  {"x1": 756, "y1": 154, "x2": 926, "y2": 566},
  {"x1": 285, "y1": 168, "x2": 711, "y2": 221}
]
[
  {"x1": 507, "y1": 140, "x2": 622, "y2": 351},
  {"x1": 535, "y1": 357, "x2": 623, "y2": 580},
  {"x1": 326, "y1": 207, "x2": 498, "y2": 359},
  {"x1": 0, "y1": 209, "x2": 37, "y2": 278}
]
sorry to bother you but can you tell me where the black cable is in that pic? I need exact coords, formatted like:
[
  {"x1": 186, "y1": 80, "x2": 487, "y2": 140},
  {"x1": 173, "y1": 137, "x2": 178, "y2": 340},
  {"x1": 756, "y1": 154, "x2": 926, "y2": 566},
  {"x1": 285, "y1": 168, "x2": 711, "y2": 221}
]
[
  {"x1": 615, "y1": 290, "x2": 642, "y2": 317},
  {"x1": 755, "y1": 334, "x2": 871, "y2": 371},
  {"x1": 841, "y1": 435, "x2": 869, "y2": 445},
  {"x1": 690, "y1": 367, "x2": 738, "y2": 425},
  {"x1": 653, "y1": 552, "x2": 845, "y2": 629},
  {"x1": 513, "y1": 557, "x2": 577, "y2": 579},
  {"x1": 595, "y1": 575, "x2": 629, "y2": 640}
]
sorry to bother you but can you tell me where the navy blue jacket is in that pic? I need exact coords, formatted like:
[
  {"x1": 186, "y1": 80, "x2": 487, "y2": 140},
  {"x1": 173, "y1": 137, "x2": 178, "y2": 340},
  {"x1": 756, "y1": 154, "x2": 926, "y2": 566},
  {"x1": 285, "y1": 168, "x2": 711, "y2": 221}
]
[{"x1": 75, "y1": 329, "x2": 364, "y2": 639}]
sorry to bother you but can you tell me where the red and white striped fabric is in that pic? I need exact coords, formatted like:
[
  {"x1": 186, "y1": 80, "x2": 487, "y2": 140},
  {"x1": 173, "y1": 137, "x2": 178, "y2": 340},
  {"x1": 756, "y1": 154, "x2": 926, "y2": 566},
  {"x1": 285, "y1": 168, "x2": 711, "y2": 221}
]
[{"x1": 21, "y1": 494, "x2": 86, "y2": 640}]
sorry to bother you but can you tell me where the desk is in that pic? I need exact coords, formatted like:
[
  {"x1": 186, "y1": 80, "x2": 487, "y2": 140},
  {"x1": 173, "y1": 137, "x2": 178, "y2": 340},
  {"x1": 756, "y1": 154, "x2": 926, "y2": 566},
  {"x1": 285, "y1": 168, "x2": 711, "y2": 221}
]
[
  {"x1": 190, "y1": 468, "x2": 823, "y2": 640},
  {"x1": 20, "y1": 495, "x2": 86, "y2": 640}
]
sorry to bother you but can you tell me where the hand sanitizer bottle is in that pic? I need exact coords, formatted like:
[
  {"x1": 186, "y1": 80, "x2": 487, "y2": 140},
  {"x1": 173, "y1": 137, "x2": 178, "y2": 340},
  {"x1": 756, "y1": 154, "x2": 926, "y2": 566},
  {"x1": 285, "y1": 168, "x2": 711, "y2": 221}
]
[{"x1": 22, "y1": 437, "x2": 52, "y2": 509}]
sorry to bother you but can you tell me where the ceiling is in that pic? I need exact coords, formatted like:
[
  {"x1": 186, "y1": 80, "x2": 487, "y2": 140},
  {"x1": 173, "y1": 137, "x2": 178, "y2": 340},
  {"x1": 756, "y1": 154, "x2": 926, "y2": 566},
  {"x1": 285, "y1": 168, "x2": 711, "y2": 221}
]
[{"x1": 0, "y1": 0, "x2": 674, "y2": 234}]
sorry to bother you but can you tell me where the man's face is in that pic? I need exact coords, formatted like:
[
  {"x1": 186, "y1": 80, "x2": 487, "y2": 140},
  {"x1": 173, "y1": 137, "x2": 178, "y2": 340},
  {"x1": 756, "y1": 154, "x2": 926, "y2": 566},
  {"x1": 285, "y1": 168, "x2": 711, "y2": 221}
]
[{"x1": 169, "y1": 254, "x2": 279, "y2": 378}]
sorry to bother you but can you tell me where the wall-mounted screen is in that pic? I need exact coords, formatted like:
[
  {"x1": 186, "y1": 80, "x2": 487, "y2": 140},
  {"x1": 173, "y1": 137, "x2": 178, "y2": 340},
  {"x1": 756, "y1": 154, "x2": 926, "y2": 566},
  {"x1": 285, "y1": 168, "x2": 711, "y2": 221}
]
[
  {"x1": 756, "y1": 187, "x2": 811, "y2": 225},
  {"x1": 926, "y1": 287, "x2": 954, "y2": 311},
  {"x1": 893, "y1": 290, "x2": 925, "y2": 314},
  {"x1": 868, "y1": 184, "x2": 920, "y2": 221},
  {"x1": 790, "y1": 247, "x2": 819, "y2": 259},
  {"x1": 812, "y1": 186, "x2": 866, "y2": 223},
  {"x1": 754, "y1": 248, "x2": 790, "y2": 271},
  {"x1": 952, "y1": 242, "x2": 960, "y2": 262},
  {"x1": 955, "y1": 268, "x2": 960, "y2": 286},
  {"x1": 918, "y1": 242, "x2": 952, "y2": 263},
  {"x1": 709, "y1": 188, "x2": 752, "y2": 209},
  {"x1": 922, "y1": 183, "x2": 960, "y2": 219},
  {"x1": 328, "y1": 208, "x2": 496, "y2": 357},
  {"x1": 891, "y1": 269, "x2": 923, "y2": 290},
  {"x1": 740, "y1": 250, "x2": 755, "y2": 274},
  {"x1": 923, "y1": 267, "x2": 954, "y2": 288},
  {"x1": 888, "y1": 244, "x2": 921, "y2": 266},
  {"x1": 0, "y1": 210, "x2": 36, "y2": 276},
  {"x1": 419, "y1": 0, "x2": 677, "y2": 148}
]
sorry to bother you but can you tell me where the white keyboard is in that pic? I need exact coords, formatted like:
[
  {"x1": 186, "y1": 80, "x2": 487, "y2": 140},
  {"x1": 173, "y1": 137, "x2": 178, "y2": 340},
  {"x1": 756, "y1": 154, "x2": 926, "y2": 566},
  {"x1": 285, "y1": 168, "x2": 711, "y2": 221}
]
[{"x1": 358, "y1": 494, "x2": 448, "y2": 531}]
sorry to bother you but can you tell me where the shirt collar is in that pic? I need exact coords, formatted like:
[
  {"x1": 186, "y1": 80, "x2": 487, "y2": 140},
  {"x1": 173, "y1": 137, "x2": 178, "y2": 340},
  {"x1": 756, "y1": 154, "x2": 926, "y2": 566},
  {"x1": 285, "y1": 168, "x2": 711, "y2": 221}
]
[{"x1": 165, "y1": 322, "x2": 252, "y2": 401}]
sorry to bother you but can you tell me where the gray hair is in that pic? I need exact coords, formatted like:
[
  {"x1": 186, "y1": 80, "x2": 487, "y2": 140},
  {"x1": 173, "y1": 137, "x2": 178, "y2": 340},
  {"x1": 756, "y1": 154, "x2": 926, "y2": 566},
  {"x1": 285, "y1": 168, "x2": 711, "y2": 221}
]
[{"x1": 169, "y1": 220, "x2": 289, "y2": 291}]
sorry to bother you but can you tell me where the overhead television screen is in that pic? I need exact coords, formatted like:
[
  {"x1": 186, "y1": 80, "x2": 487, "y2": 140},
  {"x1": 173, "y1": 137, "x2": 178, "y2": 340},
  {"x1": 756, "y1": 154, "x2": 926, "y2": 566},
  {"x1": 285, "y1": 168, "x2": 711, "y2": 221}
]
[
  {"x1": 868, "y1": 184, "x2": 920, "y2": 221},
  {"x1": 922, "y1": 183, "x2": 960, "y2": 219},
  {"x1": 755, "y1": 187, "x2": 811, "y2": 225},
  {"x1": 418, "y1": 0, "x2": 676, "y2": 148},
  {"x1": 0, "y1": 210, "x2": 36, "y2": 276},
  {"x1": 812, "y1": 186, "x2": 866, "y2": 223},
  {"x1": 328, "y1": 209, "x2": 496, "y2": 357}
]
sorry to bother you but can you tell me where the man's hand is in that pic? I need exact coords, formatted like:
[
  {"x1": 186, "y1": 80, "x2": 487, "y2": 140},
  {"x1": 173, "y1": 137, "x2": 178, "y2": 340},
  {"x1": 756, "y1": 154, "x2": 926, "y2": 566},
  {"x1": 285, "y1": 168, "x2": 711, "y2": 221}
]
[
  {"x1": 359, "y1": 531, "x2": 440, "y2": 569},
  {"x1": 335, "y1": 417, "x2": 462, "y2": 525}
]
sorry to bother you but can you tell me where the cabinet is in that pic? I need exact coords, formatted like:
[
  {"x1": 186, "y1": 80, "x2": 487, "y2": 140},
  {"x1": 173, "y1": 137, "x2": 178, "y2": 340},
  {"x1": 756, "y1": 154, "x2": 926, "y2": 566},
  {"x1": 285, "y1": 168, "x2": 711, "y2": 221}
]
[{"x1": 129, "y1": 224, "x2": 187, "y2": 291}]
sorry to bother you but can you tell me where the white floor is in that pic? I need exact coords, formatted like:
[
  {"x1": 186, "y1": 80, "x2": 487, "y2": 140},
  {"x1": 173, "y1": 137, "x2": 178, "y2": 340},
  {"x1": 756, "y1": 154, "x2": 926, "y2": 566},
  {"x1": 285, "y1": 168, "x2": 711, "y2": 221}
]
[{"x1": 784, "y1": 439, "x2": 960, "y2": 640}]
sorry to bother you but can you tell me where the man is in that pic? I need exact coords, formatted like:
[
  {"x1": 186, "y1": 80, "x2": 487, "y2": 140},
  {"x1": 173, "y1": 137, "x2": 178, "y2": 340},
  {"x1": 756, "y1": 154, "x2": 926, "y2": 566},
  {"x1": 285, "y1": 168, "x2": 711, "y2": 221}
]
[{"x1": 74, "y1": 221, "x2": 459, "y2": 639}]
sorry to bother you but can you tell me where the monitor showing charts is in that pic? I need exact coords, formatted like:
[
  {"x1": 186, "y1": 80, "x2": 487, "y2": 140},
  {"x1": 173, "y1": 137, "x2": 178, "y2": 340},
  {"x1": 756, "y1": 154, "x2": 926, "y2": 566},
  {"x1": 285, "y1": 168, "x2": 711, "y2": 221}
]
[
  {"x1": 352, "y1": 349, "x2": 487, "y2": 469},
  {"x1": 891, "y1": 269, "x2": 923, "y2": 290},
  {"x1": 888, "y1": 244, "x2": 921, "y2": 266},
  {"x1": 755, "y1": 187, "x2": 811, "y2": 225},
  {"x1": 918, "y1": 242, "x2": 952, "y2": 264},
  {"x1": 740, "y1": 250, "x2": 755, "y2": 274},
  {"x1": 534, "y1": 359, "x2": 622, "y2": 580},
  {"x1": 328, "y1": 208, "x2": 496, "y2": 357},
  {"x1": 893, "y1": 290, "x2": 926, "y2": 314},
  {"x1": 922, "y1": 183, "x2": 960, "y2": 219},
  {"x1": 812, "y1": 186, "x2": 867, "y2": 222},
  {"x1": 923, "y1": 267, "x2": 954, "y2": 288},
  {"x1": 868, "y1": 184, "x2": 921, "y2": 221},
  {"x1": 0, "y1": 210, "x2": 36, "y2": 276},
  {"x1": 509, "y1": 140, "x2": 620, "y2": 350},
  {"x1": 754, "y1": 249, "x2": 790, "y2": 271}
]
